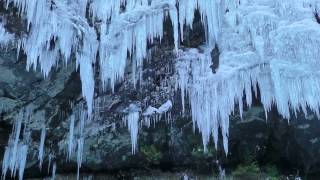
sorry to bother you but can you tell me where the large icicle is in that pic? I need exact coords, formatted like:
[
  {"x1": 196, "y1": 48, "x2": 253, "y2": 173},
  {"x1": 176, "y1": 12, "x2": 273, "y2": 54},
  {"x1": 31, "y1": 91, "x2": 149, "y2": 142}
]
[
  {"x1": 124, "y1": 104, "x2": 141, "y2": 154},
  {"x1": 51, "y1": 162, "x2": 56, "y2": 180},
  {"x1": 76, "y1": 109, "x2": 87, "y2": 180},
  {"x1": 67, "y1": 115, "x2": 75, "y2": 161},
  {"x1": 38, "y1": 125, "x2": 46, "y2": 169},
  {"x1": 76, "y1": 26, "x2": 98, "y2": 115}
]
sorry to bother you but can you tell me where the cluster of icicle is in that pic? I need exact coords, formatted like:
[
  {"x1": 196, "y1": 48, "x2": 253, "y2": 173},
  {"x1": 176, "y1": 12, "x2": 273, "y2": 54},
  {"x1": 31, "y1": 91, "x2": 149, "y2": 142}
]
[
  {"x1": 2, "y1": 0, "x2": 180, "y2": 116},
  {"x1": 1, "y1": 0, "x2": 320, "y2": 178},
  {"x1": 123, "y1": 100, "x2": 173, "y2": 153},
  {"x1": 66, "y1": 107, "x2": 88, "y2": 180},
  {"x1": 176, "y1": 0, "x2": 320, "y2": 154},
  {"x1": 0, "y1": 0, "x2": 236, "y2": 116},
  {"x1": 2, "y1": 107, "x2": 32, "y2": 180}
]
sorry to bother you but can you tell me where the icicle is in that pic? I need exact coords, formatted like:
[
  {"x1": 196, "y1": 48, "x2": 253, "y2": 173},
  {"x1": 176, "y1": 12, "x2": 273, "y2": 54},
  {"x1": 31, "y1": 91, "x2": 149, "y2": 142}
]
[
  {"x1": 2, "y1": 110, "x2": 23, "y2": 179},
  {"x1": 67, "y1": 115, "x2": 75, "y2": 161},
  {"x1": 127, "y1": 113, "x2": 139, "y2": 154},
  {"x1": 77, "y1": 27, "x2": 98, "y2": 115},
  {"x1": 38, "y1": 125, "x2": 46, "y2": 169},
  {"x1": 48, "y1": 153, "x2": 54, "y2": 174},
  {"x1": 124, "y1": 104, "x2": 141, "y2": 154},
  {"x1": 18, "y1": 144, "x2": 28, "y2": 180},
  {"x1": 0, "y1": 23, "x2": 13, "y2": 47},
  {"x1": 51, "y1": 162, "x2": 56, "y2": 180},
  {"x1": 76, "y1": 138, "x2": 84, "y2": 180},
  {"x1": 76, "y1": 108, "x2": 87, "y2": 180}
]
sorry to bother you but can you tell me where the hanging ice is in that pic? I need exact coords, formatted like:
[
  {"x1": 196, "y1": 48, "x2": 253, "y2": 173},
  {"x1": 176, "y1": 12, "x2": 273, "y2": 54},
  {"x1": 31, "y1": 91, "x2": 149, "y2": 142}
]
[
  {"x1": 38, "y1": 125, "x2": 46, "y2": 169},
  {"x1": 175, "y1": 0, "x2": 320, "y2": 154},
  {"x1": 76, "y1": 109, "x2": 87, "y2": 180},
  {"x1": 124, "y1": 104, "x2": 141, "y2": 154},
  {"x1": 67, "y1": 115, "x2": 75, "y2": 161},
  {"x1": 51, "y1": 162, "x2": 56, "y2": 180},
  {"x1": 2, "y1": 109, "x2": 31, "y2": 180},
  {"x1": 48, "y1": 153, "x2": 54, "y2": 174},
  {"x1": 99, "y1": 0, "x2": 179, "y2": 91},
  {"x1": 2, "y1": 0, "x2": 320, "y2": 173},
  {"x1": 76, "y1": 138, "x2": 84, "y2": 180},
  {"x1": 0, "y1": 23, "x2": 13, "y2": 47},
  {"x1": 3, "y1": 0, "x2": 181, "y2": 115},
  {"x1": 142, "y1": 100, "x2": 173, "y2": 127}
]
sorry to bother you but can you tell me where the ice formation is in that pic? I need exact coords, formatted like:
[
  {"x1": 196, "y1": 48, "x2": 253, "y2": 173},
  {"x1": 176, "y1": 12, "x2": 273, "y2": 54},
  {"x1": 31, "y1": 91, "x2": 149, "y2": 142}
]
[
  {"x1": 99, "y1": 0, "x2": 179, "y2": 92},
  {"x1": 122, "y1": 100, "x2": 173, "y2": 153},
  {"x1": 142, "y1": 100, "x2": 173, "y2": 127},
  {"x1": 51, "y1": 162, "x2": 56, "y2": 180},
  {"x1": 175, "y1": 0, "x2": 320, "y2": 153},
  {"x1": 3, "y1": 0, "x2": 180, "y2": 114},
  {"x1": 48, "y1": 153, "x2": 54, "y2": 174},
  {"x1": 38, "y1": 125, "x2": 46, "y2": 169},
  {"x1": 67, "y1": 115, "x2": 75, "y2": 161},
  {"x1": 0, "y1": 23, "x2": 13, "y2": 47},
  {"x1": 124, "y1": 104, "x2": 141, "y2": 154},
  {"x1": 76, "y1": 109, "x2": 87, "y2": 180},
  {"x1": 2, "y1": 109, "x2": 31, "y2": 180},
  {"x1": 2, "y1": 0, "x2": 320, "y2": 178}
]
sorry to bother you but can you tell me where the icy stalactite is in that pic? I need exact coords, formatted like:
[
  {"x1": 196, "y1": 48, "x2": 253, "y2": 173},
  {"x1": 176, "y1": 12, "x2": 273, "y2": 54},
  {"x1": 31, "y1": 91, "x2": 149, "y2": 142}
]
[
  {"x1": 127, "y1": 113, "x2": 139, "y2": 154},
  {"x1": 76, "y1": 27, "x2": 99, "y2": 115},
  {"x1": 51, "y1": 162, "x2": 56, "y2": 180},
  {"x1": 76, "y1": 109, "x2": 87, "y2": 180},
  {"x1": 124, "y1": 104, "x2": 141, "y2": 154},
  {"x1": 48, "y1": 153, "x2": 54, "y2": 174},
  {"x1": 18, "y1": 143, "x2": 29, "y2": 180},
  {"x1": 67, "y1": 115, "x2": 75, "y2": 161},
  {"x1": 38, "y1": 125, "x2": 46, "y2": 169},
  {"x1": 76, "y1": 138, "x2": 84, "y2": 180}
]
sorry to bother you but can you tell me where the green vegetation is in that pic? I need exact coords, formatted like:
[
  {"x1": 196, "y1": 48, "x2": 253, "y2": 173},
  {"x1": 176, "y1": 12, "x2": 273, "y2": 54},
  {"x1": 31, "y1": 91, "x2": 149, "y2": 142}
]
[
  {"x1": 140, "y1": 145, "x2": 163, "y2": 164},
  {"x1": 232, "y1": 161, "x2": 260, "y2": 178},
  {"x1": 264, "y1": 165, "x2": 280, "y2": 180},
  {"x1": 231, "y1": 162, "x2": 280, "y2": 180},
  {"x1": 191, "y1": 147, "x2": 215, "y2": 159}
]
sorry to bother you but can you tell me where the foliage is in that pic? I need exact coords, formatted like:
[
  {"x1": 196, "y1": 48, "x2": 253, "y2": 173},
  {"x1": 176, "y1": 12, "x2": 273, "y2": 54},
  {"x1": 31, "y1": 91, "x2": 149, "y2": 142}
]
[
  {"x1": 264, "y1": 165, "x2": 280, "y2": 180},
  {"x1": 232, "y1": 161, "x2": 260, "y2": 178},
  {"x1": 140, "y1": 145, "x2": 163, "y2": 164}
]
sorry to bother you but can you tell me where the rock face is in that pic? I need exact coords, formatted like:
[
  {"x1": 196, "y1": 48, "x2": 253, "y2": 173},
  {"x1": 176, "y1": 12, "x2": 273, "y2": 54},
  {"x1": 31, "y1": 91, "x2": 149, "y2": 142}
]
[{"x1": 0, "y1": 5, "x2": 320, "y2": 180}]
